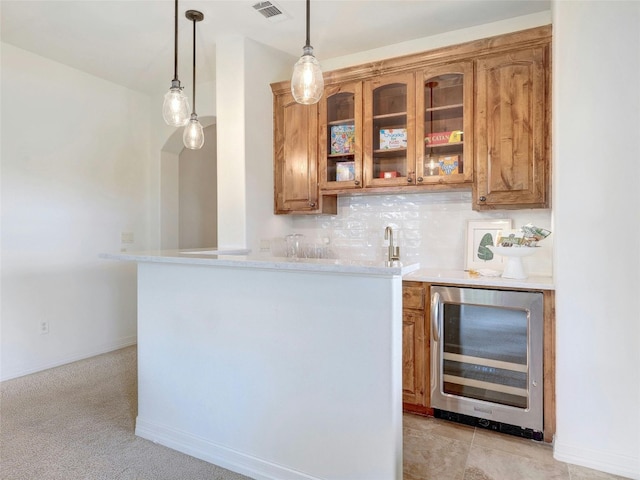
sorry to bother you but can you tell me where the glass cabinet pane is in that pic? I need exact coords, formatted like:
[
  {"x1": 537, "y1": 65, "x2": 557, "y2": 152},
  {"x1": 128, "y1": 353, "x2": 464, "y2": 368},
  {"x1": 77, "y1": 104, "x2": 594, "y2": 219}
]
[
  {"x1": 423, "y1": 74, "x2": 464, "y2": 177},
  {"x1": 326, "y1": 92, "x2": 356, "y2": 182},
  {"x1": 372, "y1": 83, "x2": 408, "y2": 181},
  {"x1": 417, "y1": 63, "x2": 472, "y2": 185},
  {"x1": 319, "y1": 82, "x2": 362, "y2": 190}
]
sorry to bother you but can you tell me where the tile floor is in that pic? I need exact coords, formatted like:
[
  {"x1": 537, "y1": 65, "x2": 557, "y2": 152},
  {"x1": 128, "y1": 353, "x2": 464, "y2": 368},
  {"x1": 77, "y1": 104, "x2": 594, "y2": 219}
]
[{"x1": 403, "y1": 414, "x2": 629, "y2": 480}]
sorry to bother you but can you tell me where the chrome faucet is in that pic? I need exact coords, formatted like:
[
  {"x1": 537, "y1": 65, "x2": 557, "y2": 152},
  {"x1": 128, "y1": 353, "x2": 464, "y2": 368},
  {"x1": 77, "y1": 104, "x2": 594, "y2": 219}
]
[{"x1": 384, "y1": 226, "x2": 400, "y2": 265}]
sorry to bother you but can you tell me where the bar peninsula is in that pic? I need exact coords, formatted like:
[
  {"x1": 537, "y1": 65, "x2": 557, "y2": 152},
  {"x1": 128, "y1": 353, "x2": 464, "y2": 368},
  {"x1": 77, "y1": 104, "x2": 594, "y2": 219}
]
[{"x1": 101, "y1": 249, "x2": 419, "y2": 480}]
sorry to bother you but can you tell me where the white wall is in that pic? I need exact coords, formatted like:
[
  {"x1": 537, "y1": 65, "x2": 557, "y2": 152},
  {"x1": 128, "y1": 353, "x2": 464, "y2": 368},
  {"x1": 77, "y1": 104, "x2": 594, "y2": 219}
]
[
  {"x1": 215, "y1": 36, "x2": 294, "y2": 252},
  {"x1": 0, "y1": 43, "x2": 152, "y2": 380},
  {"x1": 215, "y1": 36, "x2": 248, "y2": 250},
  {"x1": 179, "y1": 124, "x2": 217, "y2": 249},
  {"x1": 244, "y1": 38, "x2": 298, "y2": 252},
  {"x1": 552, "y1": 2, "x2": 640, "y2": 478}
]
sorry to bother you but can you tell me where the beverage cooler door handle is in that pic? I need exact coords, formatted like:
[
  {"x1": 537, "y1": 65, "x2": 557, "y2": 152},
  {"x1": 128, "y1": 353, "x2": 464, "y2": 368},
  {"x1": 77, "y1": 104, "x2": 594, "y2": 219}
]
[{"x1": 431, "y1": 292, "x2": 441, "y2": 342}]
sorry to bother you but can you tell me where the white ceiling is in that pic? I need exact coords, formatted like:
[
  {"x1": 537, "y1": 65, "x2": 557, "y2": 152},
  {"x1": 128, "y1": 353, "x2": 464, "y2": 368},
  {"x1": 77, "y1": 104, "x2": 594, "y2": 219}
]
[{"x1": 0, "y1": 0, "x2": 551, "y2": 94}]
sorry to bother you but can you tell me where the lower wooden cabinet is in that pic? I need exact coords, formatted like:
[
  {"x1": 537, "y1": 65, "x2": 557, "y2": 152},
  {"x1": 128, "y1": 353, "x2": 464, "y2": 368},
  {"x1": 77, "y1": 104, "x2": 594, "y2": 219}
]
[{"x1": 402, "y1": 282, "x2": 430, "y2": 412}]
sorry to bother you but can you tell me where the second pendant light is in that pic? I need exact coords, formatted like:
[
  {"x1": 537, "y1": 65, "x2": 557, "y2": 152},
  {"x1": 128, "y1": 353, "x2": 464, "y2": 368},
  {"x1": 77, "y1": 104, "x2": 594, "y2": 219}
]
[{"x1": 183, "y1": 9, "x2": 204, "y2": 150}]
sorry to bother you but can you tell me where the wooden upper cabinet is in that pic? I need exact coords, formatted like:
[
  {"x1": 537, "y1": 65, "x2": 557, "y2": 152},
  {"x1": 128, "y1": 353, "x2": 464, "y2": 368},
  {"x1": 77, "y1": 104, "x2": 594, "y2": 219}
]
[
  {"x1": 319, "y1": 82, "x2": 363, "y2": 190},
  {"x1": 273, "y1": 92, "x2": 319, "y2": 214},
  {"x1": 271, "y1": 26, "x2": 551, "y2": 213},
  {"x1": 364, "y1": 72, "x2": 416, "y2": 188},
  {"x1": 416, "y1": 62, "x2": 474, "y2": 186},
  {"x1": 474, "y1": 46, "x2": 550, "y2": 209}
]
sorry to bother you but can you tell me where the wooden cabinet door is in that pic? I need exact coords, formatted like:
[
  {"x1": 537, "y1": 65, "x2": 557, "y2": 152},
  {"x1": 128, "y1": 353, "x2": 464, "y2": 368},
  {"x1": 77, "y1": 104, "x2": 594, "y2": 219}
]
[
  {"x1": 416, "y1": 62, "x2": 474, "y2": 186},
  {"x1": 474, "y1": 46, "x2": 549, "y2": 209},
  {"x1": 273, "y1": 92, "x2": 319, "y2": 214},
  {"x1": 403, "y1": 309, "x2": 426, "y2": 406},
  {"x1": 364, "y1": 72, "x2": 416, "y2": 188},
  {"x1": 402, "y1": 283, "x2": 429, "y2": 408}
]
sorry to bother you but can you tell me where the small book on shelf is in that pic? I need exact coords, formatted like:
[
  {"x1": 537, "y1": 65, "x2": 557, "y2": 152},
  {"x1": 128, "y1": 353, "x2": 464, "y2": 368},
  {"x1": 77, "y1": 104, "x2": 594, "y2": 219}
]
[
  {"x1": 336, "y1": 161, "x2": 355, "y2": 182},
  {"x1": 379, "y1": 128, "x2": 407, "y2": 149},
  {"x1": 425, "y1": 130, "x2": 463, "y2": 146},
  {"x1": 438, "y1": 155, "x2": 460, "y2": 175},
  {"x1": 330, "y1": 125, "x2": 355, "y2": 154}
]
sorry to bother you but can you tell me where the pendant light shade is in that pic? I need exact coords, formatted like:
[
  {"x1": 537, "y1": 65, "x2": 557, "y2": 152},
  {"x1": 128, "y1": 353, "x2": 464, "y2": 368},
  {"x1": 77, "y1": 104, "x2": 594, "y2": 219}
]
[
  {"x1": 163, "y1": 85, "x2": 189, "y2": 126},
  {"x1": 291, "y1": 0, "x2": 323, "y2": 104},
  {"x1": 162, "y1": 0, "x2": 190, "y2": 126},
  {"x1": 184, "y1": 113, "x2": 204, "y2": 149},
  {"x1": 183, "y1": 10, "x2": 204, "y2": 150}
]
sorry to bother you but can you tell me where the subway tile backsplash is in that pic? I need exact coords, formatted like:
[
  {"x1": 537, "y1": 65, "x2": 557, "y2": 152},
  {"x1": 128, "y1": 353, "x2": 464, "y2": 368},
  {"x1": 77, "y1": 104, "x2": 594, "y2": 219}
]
[{"x1": 289, "y1": 191, "x2": 553, "y2": 277}]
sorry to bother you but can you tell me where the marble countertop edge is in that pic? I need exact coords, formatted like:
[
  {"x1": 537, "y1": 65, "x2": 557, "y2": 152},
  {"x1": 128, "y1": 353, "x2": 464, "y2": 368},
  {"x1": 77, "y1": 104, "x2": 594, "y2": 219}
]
[
  {"x1": 403, "y1": 268, "x2": 555, "y2": 290},
  {"x1": 99, "y1": 250, "x2": 419, "y2": 277}
]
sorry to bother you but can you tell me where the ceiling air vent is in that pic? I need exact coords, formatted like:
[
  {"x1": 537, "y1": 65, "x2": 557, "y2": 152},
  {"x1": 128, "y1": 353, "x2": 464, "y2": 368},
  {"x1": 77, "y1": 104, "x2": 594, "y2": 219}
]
[{"x1": 252, "y1": 1, "x2": 290, "y2": 23}]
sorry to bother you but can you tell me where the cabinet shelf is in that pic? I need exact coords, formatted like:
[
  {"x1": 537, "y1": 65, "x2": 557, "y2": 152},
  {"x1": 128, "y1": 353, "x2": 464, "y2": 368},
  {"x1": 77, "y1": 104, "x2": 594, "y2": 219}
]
[
  {"x1": 373, "y1": 112, "x2": 407, "y2": 121},
  {"x1": 425, "y1": 103, "x2": 463, "y2": 113},
  {"x1": 328, "y1": 119, "x2": 355, "y2": 126},
  {"x1": 425, "y1": 106, "x2": 463, "y2": 123},
  {"x1": 374, "y1": 148, "x2": 407, "y2": 155},
  {"x1": 424, "y1": 141, "x2": 464, "y2": 149},
  {"x1": 328, "y1": 153, "x2": 355, "y2": 159}
]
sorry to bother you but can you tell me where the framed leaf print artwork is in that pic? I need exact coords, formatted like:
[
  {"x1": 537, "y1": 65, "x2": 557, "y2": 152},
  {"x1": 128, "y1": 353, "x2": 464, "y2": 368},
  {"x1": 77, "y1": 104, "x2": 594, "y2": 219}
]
[{"x1": 465, "y1": 219, "x2": 512, "y2": 270}]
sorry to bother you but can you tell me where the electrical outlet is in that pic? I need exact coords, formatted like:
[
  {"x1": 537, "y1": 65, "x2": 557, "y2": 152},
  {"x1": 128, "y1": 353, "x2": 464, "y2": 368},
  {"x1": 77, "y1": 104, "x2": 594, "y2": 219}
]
[
  {"x1": 121, "y1": 232, "x2": 134, "y2": 244},
  {"x1": 39, "y1": 321, "x2": 49, "y2": 335},
  {"x1": 259, "y1": 239, "x2": 271, "y2": 252}
]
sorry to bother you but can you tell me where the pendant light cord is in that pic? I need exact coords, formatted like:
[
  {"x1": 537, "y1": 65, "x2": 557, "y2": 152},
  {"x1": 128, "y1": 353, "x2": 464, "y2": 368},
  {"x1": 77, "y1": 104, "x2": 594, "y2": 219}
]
[
  {"x1": 173, "y1": 0, "x2": 179, "y2": 82},
  {"x1": 305, "y1": 0, "x2": 311, "y2": 48},
  {"x1": 191, "y1": 16, "x2": 196, "y2": 114}
]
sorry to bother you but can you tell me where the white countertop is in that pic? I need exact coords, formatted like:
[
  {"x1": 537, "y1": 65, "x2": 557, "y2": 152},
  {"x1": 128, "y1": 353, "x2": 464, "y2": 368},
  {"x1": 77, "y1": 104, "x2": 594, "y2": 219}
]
[
  {"x1": 404, "y1": 268, "x2": 555, "y2": 290},
  {"x1": 100, "y1": 248, "x2": 420, "y2": 277}
]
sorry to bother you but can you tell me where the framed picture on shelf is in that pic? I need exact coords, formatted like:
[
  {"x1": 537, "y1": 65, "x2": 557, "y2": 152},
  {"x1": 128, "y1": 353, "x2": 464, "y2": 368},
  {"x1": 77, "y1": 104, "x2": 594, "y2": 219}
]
[{"x1": 465, "y1": 219, "x2": 512, "y2": 270}]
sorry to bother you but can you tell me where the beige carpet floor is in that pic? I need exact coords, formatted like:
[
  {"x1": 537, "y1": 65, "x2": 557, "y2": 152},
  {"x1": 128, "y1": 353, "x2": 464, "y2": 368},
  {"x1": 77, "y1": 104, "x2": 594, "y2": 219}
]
[{"x1": 0, "y1": 346, "x2": 250, "y2": 480}]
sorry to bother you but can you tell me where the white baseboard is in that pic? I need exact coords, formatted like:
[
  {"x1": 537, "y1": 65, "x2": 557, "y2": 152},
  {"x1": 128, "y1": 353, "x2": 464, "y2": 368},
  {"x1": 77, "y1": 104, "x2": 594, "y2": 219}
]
[
  {"x1": 135, "y1": 417, "x2": 323, "y2": 480},
  {"x1": 0, "y1": 336, "x2": 137, "y2": 382},
  {"x1": 554, "y1": 439, "x2": 640, "y2": 480}
]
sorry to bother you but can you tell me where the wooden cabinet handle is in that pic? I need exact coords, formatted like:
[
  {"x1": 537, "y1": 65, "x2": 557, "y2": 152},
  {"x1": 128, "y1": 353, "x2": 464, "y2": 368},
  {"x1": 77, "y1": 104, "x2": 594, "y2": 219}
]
[
  {"x1": 309, "y1": 202, "x2": 316, "y2": 208},
  {"x1": 479, "y1": 196, "x2": 486, "y2": 202},
  {"x1": 354, "y1": 179, "x2": 360, "y2": 186},
  {"x1": 417, "y1": 177, "x2": 423, "y2": 183}
]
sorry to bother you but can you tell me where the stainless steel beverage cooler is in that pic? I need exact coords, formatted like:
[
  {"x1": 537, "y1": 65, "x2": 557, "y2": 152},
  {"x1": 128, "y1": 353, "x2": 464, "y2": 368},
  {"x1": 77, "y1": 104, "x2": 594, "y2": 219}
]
[{"x1": 430, "y1": 286, "x2": 544, "y2": 439}]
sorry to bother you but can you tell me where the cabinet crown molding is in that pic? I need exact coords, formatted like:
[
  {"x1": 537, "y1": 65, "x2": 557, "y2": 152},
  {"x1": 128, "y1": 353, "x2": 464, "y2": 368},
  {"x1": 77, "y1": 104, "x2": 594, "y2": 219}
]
[{"x1": 271, "y1": 25, "x2": 551, "y2": 94}]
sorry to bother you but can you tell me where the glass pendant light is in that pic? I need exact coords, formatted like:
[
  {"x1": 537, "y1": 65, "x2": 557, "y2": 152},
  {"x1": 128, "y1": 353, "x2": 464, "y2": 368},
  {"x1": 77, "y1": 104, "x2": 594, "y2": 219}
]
[
  {"x1": 291, "y1": 0, "x2": 323, "y2": 104},
  {"x1": 162, "y1": 0, "x2": 190, "y2": 126},
  {"x1": 183, "y1": 10, "x2": 204, "y2": 150}
]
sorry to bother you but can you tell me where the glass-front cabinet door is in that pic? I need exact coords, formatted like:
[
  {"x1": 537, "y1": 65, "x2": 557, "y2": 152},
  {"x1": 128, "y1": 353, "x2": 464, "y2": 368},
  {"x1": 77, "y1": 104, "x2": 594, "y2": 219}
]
[
  {"x1": 416, "y1": 62, "x2": 473, "y2": 185},
  {"x1": 364, "y1": 72, "x2": 416, "y2": 188},
  {"x1": 319, "y1": 82, "x2": 363, "y2": 190}
]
